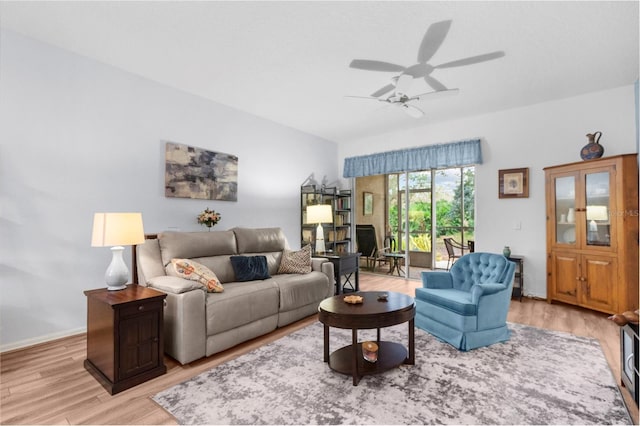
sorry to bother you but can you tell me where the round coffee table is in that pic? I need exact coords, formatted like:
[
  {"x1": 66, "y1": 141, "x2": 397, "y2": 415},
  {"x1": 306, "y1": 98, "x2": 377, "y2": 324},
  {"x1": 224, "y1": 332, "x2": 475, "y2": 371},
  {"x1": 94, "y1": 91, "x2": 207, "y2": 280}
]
[{"x1": 318, "y1": 291, "x2": 415, "y2": 386}]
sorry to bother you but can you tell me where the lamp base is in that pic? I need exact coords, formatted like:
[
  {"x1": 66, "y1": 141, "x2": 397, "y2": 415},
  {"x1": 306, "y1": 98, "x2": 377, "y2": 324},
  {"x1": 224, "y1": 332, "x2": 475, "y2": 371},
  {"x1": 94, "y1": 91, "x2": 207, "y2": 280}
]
[
  {"x1": 107, "y1": 284, "x2": 128, "y2": 291},
  {"x1": 105, "y1": 246, "x2": 129, "y2": 291},
  {"x1": 315, "y1": 223, "x2": 326, "y2": 254}
]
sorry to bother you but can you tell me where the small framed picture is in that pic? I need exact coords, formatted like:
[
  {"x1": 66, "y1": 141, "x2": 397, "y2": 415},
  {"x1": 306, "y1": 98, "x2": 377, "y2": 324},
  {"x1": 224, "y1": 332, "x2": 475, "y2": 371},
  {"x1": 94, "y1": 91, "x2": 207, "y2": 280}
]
[
  {"x1": 499, "y1": 168, "x2": 529, "y2": 198},
  {"x1": 363, "y1": 192, "x2": 373, "y2": 215}
]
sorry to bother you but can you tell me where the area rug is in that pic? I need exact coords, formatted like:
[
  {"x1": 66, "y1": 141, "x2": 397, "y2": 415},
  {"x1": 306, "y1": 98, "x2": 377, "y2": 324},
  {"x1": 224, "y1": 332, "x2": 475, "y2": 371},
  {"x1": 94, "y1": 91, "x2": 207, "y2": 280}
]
[{"x1": 153, "y1": 322, "x2": 631, "y2": 425}]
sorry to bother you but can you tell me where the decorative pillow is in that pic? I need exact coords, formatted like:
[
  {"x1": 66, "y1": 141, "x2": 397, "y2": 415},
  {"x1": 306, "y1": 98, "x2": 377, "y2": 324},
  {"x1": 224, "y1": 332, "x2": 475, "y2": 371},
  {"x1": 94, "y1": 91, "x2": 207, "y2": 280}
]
[
  {"x1": 170, "y1": 258, "x2": 224, "y2": 293},
  {"x1": 230, "y1": 255, "x2": 271, "y2": 282},
  {"x1": 277, "y1": 244, "x2": 312, "y2": 274}
]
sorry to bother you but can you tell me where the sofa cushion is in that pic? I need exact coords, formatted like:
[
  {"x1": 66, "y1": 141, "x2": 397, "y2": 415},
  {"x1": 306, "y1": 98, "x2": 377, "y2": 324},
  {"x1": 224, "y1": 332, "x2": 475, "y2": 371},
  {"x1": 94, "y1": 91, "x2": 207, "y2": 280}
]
[
  {"x1": 205, "y1": 279, "x2": 280, "y2": 335},
  {"x1": 233, "y1": 227, "x2": 287, "y2": 254},
  {"x1": 169, "y1": 258, "x2": 224, "y2": 293},
  {"x1": 158, "y1": 230, "x2": 237, "y2": 266},
  {"x1": 275, "y1": 271, "x2": 331, "y2": 312},
  {"x1": 277, "y1": 245, "x2": 312, "y2": 274},
  {"x1": 230, "y1": 255, "x2": 271, "y2": 281}
]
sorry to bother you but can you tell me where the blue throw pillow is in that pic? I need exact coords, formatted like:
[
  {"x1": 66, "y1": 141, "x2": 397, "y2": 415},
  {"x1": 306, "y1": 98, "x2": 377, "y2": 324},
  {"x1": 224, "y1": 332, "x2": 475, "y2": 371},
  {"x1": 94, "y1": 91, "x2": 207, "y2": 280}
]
[{"x1": 230, "y1": 255, "x2": 271, "y2": 282}]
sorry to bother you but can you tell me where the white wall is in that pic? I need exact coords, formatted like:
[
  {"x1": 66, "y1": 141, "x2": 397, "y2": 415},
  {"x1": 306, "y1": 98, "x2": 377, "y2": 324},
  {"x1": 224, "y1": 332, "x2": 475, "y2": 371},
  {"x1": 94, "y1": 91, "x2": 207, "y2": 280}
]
[
  {"x1": 339, "y1": 85, "x2": 638, "y2": 299},
  {"x1": 0, "y1": 30, "x2": 338, "y2": 350}
]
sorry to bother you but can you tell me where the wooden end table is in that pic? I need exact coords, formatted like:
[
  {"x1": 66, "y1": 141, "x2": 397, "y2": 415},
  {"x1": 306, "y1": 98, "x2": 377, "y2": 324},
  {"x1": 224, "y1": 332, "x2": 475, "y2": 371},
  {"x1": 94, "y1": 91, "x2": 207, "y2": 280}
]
[
  {"x1": 318, "y1": 291, "x2": 415, "y2": 386},
  {"x1": 84, "y1": 284, "x2": 167, "y2": 394},
  {"x1": 317, "y1": 252, "x2": 360, "y2": 294}
]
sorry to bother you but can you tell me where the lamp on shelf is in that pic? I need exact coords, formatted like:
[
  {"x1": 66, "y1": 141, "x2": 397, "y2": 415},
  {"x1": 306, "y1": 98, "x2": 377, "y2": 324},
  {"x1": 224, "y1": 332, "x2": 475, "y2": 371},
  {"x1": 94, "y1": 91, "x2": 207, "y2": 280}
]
[
  {"x1": 91, "y1": 212, "x2": 145, "y2": 291},
  {"x1": 586, "y1": 205, "x2": 608, "y2": 243},
  {"x1": 305, "y1": 204, "x2": 333, "y2": 254}
]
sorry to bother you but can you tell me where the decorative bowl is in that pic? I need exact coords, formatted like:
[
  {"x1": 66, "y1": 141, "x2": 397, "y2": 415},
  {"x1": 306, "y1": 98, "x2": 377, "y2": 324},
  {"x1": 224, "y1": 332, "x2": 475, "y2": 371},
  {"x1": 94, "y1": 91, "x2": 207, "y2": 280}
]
[
  {"x1": 344, "y1": 295, "x2": 363, "y2": 304},
  {"x1": 377, "y1": 292, "x2": 388, "y2": 301}
]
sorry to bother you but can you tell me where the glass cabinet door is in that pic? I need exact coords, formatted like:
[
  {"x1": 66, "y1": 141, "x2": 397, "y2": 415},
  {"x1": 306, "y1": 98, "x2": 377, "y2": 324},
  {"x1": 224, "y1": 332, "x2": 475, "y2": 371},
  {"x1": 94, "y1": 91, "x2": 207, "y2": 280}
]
[
  {"x1": 555, "y1": 175, "x2": 577, "y2": 245},
  {"x1": 584, "y1": 171, "x2": 611, "y2": 247}
]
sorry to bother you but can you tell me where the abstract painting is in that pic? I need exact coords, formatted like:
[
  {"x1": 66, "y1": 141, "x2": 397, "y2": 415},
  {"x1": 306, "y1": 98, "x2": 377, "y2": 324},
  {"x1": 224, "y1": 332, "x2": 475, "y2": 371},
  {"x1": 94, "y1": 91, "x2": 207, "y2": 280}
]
[{"x1": 165, "y1": 141, "x2": 238, "y2": 201}]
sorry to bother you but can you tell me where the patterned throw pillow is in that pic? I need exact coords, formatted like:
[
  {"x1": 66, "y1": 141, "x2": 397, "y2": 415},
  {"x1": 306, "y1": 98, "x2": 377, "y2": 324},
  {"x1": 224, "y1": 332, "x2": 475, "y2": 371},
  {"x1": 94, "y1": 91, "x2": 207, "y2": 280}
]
[
  {"x1": 277, "y1": 244, "x2": 312, "y2": 274},
  {"x1": 170, "y1": 258, "x2": 224, "y2": 293}
]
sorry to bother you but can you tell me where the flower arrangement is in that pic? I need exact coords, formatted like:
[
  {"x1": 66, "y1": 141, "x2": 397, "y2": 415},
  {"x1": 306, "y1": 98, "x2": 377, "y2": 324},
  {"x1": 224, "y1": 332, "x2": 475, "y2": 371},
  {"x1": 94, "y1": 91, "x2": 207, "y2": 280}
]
[{"x1": 197, "y1": 208, "x2": 221, "y2": 230}]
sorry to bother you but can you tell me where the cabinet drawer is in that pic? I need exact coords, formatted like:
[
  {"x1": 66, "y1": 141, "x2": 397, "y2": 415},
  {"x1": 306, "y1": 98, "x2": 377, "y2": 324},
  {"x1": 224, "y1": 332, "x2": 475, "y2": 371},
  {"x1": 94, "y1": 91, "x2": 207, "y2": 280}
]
[{"x1": 118, "y1": 299, "x2": 163, "y2": 318}]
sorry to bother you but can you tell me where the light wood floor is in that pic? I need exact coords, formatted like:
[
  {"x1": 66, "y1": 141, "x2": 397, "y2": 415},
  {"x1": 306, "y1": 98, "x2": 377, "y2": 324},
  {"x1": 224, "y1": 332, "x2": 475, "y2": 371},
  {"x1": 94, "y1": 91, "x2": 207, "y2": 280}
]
[{"x1": 1, "y1": 273, "x2": 637, "y2": 425}]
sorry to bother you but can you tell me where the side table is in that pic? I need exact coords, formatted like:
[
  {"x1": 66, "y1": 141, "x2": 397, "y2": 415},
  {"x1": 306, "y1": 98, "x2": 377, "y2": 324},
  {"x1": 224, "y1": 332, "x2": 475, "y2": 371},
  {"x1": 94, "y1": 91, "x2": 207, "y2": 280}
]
[
  {"x1": 507, "y1": 255, "x2": 524, "y2": 301},
  {"x1": 383, "y1": 252, "x2": 405, "y2": 276},
  {"x1": 317, "y1": 252, "x2": 360, "y2": 294},
  {"x1": 84, "y1": 284, "x2": 167, "y2": 394}
]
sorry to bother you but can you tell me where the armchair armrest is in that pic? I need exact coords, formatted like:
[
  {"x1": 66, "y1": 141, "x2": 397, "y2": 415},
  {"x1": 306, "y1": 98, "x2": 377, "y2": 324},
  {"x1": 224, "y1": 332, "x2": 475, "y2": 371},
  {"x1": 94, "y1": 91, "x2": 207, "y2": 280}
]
[
  {"x1": 421, "y1": 271, "x2": 453, "y2": 289},
  {"x1": 471, "y1": 282, "x2": 508, "y2": 304}
]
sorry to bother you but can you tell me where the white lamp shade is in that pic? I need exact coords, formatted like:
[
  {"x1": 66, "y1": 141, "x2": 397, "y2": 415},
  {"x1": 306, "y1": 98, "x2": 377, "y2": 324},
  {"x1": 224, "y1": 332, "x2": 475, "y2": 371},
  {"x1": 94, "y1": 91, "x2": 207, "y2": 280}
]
[
  {"x1": 91, "y1": 212, "x2": 145, "y2": 247},
  {"x1": 306, "y1": 204, "x2": 333, "y2": 224}
]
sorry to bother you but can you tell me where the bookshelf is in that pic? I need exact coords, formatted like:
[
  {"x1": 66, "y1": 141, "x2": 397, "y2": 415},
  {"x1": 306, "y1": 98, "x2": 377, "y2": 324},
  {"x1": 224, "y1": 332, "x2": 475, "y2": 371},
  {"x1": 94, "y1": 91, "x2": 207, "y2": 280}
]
[{"x1": 301, "y1": 185, "x2": 352, "y2": 254}]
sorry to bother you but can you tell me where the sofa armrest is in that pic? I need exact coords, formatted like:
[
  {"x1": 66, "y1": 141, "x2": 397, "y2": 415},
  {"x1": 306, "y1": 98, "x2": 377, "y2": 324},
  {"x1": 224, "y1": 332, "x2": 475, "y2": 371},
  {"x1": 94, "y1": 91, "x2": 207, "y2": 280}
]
[
  {"x1": 312, "y1": 257, "x2": 335, "y2": 290},
  {"x1": 147, "y1": 275, "x2": 205, "y2": 294},
  {"x1": 471, "y1": 283, "x2": 508, "y2": 304},
  {"x1": 162, "y1": 290, "x2": 207, "y2": 364},
  {"x1": 421, "y1": 271, "x2": 453, "y2": 289}
]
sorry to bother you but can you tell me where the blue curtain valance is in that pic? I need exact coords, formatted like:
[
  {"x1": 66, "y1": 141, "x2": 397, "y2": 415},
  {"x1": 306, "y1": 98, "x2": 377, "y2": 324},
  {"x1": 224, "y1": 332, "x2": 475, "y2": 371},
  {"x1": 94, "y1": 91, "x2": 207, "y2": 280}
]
[{"x1": 343, "y1": 138, "x2": 482, "y2": 178}]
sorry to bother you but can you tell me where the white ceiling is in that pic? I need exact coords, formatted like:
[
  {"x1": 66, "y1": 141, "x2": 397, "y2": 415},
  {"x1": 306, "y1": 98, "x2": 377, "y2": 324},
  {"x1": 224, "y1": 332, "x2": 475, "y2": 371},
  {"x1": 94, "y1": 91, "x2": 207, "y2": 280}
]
[{"x1": 1, "y1": 1, "x2": 638, "y2": 144}]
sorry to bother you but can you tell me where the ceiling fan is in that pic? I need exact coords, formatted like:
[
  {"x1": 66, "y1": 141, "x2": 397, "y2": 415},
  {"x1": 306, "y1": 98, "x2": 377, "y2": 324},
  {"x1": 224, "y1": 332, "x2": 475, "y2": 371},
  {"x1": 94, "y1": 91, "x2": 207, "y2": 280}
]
[
  {"x1": 346, "y1": 82, "x2": 459, "y2": 118},
  {"x1": 349, "y1": 19, "x2": 505, "y2": 98}
]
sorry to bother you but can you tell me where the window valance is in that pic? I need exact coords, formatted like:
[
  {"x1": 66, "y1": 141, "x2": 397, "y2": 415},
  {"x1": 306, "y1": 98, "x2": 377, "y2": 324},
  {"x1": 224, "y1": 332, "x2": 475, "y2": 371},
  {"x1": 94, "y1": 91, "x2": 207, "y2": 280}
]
[{"x1": 343, "y1": 138, "x2": 482, "y2": 178}]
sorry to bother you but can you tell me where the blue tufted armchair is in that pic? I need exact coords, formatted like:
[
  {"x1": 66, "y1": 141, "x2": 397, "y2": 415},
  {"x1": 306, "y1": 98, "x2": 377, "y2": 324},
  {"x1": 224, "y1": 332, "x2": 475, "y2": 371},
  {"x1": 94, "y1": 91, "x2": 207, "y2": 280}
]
[{"x1": 415, "y1": 252, "x2": 516, "y2": 351}]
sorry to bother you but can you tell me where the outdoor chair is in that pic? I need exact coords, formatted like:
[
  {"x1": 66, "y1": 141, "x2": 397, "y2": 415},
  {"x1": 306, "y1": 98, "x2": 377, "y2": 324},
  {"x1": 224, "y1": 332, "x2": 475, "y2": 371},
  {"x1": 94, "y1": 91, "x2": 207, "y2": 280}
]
[
  {"x1": 415, "y1": 252, "x2": 516, "y2": 351},
  {"x1": 443, "y1": 237, "x2": 472, "y2": 270},
  {"x1": 355, "y1": 225, "x2": 392, "y2": 271}
]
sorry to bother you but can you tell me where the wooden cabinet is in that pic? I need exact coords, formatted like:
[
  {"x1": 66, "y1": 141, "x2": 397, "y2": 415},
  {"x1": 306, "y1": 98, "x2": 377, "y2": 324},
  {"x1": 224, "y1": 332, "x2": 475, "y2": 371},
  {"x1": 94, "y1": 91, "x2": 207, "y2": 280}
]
[
  {"x1": 84, "y1": 285, "x2": 167, "y2": 394},
  {"x1": 544, "y1": 154, "x2": 638, "y2": 314},
  {"x1": 301, "y1": 185, "x2": 352, "y2": 254}
]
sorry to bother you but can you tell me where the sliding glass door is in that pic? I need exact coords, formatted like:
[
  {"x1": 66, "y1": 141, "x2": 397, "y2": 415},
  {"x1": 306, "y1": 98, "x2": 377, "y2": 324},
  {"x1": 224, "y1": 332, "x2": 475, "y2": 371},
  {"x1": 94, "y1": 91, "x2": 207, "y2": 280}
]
[
  {"x1": 432, "y1": 167, "x2": 475, "y2": 269},
  {"x1": 387, "y1": 166, "x2": 474, "y2": 270}
]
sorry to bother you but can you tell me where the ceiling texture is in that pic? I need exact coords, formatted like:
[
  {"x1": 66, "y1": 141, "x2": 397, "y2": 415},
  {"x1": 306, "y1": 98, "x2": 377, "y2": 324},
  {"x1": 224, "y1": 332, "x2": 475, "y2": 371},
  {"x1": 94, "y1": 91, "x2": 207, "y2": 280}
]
[{"x1": 1, "y1": 1, "x2": 638, "y2": 144}]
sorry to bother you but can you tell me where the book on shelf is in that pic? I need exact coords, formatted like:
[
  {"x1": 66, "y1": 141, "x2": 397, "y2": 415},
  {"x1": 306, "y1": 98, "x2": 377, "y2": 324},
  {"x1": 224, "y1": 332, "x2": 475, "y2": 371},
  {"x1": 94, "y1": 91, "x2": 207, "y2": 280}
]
[{"x1": 327, "y1": 229, "x2": 348, "y2": 242}]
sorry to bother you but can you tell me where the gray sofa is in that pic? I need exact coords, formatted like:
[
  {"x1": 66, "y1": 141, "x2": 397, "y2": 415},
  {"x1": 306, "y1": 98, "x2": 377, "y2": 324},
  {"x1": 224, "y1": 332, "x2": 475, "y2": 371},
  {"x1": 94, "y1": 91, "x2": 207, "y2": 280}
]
[{"x1": 134, "y1": 227, "x2": 334, "y2": 364}]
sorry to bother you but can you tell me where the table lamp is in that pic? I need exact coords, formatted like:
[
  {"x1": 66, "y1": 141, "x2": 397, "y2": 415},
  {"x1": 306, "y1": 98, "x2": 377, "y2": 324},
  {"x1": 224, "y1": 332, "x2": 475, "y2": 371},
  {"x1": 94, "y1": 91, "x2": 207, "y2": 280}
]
[
  {"x1": 586, "y1": 205, "x2": 608, "y2": 243},
  {"x1": 306, "y1": 204, "x2": 333, "y2": 254},
  {"x1": 91, "y1": 212, "x2": 145, "y2": 290}
]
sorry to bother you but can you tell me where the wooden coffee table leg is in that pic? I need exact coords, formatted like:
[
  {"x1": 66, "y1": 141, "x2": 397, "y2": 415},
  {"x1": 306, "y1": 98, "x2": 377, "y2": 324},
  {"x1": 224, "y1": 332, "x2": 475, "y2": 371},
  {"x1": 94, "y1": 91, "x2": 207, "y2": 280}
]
[
  {"x1": 406, "y1": 318, "x2": 415, "y2": 365},
  {"x1": 352, "y1": 328, "x2": 359, "y2": 386},
  {"x1": 324, "y1": 324, "x2": 329, "y2": 363}
]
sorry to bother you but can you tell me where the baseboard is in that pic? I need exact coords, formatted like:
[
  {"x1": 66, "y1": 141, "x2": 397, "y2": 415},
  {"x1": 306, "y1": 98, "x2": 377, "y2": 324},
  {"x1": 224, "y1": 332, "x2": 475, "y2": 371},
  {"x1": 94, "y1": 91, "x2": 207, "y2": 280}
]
[{"x1": 0, "y1": 327, "x2": 87, "y2": 354}]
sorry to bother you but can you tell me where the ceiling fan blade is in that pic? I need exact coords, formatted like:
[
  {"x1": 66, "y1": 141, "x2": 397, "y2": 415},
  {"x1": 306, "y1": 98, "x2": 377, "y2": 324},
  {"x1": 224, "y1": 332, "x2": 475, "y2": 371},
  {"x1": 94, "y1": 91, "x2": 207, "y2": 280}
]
[
  {"x1": 434, "y1": 51, "x2": 505, "y2": 69},
  {"x1": 409, "y1": 88, "x2": 459, "y2": 101},
  {"x1": 417, "y1": 20, "x2": 452, "y2": 63},
  {"x1": 394, "y1": 74, "x2": 413, "y2": 96},
  {"x1": 370, "y1": 84, "x2": 395, "y2": 98},
  {"x1": 345, "y1": 95, "x2": 381, "y2": 101},
  {"x1": 424, "y1": 75, "x2": 448, "y2": 91},
  {"x1": 402, "y1": 104, "x2": 425, "y2": 118},
  {"x1": 349, "y1": 59, "x2": 406, "y2": 72}
]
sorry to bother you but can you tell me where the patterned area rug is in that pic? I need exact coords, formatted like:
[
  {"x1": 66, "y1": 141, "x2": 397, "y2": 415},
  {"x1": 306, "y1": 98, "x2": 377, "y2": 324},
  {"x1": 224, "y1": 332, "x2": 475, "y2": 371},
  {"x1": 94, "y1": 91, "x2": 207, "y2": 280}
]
[{"x1": 153, "y1": 322, "x2": 631, "y2": 425}]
